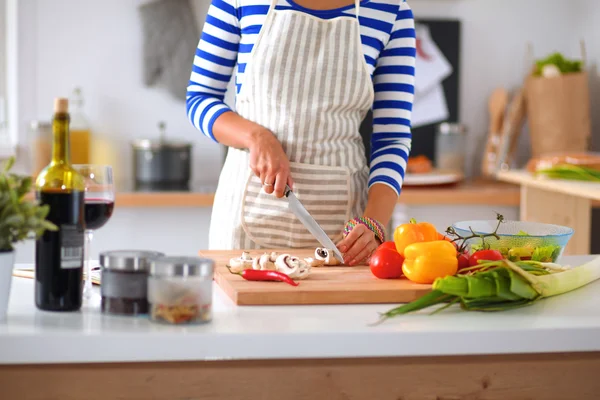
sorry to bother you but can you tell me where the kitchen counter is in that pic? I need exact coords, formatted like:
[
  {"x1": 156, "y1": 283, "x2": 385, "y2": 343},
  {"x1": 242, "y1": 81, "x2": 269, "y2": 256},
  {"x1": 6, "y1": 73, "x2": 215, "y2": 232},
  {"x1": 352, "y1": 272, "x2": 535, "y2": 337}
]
[
  {"x1": 2, "y1": 254, "x2": 600, "y2": 364},
  {"x1": 25, "y1": 180, "x2": 522, "y2": 208},
  {"x1": 2, "y1": 255, "x2": 600, "y2": 399}
]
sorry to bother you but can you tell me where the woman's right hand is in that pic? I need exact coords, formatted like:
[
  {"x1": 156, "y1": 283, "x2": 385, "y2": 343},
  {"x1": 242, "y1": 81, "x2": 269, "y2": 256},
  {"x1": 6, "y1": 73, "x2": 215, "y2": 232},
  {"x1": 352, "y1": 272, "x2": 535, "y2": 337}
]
[{"x1": 248, "y1": 129, "x2": 293, "y2": 198}]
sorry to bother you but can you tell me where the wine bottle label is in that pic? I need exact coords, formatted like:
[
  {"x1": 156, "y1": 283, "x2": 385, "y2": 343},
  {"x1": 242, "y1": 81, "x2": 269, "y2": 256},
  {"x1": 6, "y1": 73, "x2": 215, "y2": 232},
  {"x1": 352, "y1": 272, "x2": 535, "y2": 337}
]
[{"x1": 60, "y1": 225, "x2": 84, "y2": 269}]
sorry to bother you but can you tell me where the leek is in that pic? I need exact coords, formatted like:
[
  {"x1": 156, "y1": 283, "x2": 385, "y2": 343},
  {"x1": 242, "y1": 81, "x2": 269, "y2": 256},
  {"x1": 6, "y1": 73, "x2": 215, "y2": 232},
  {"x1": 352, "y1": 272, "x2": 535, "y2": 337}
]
[
  {"x1": 373, "y1": 257, "x2": 600, "y2": 324},
  {"x1": 535, "y1": 164, "x2": 600, "y2": 182}
]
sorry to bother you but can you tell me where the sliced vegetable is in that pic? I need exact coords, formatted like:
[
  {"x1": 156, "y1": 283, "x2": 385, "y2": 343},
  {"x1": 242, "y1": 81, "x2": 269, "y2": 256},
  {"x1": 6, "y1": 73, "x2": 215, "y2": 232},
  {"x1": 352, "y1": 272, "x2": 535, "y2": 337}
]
[
  {"x1": 531, "y1": 245, "x2": 562, "y2": 263},
  {"x1": 370, "y1": 248, "x2": 404, "y2": 279},
  {"x1": 374, "y1": 256, "x2": 600, "y2": 324},
  {"x1": 393, "y1": 219, "x2": 438, "y2": 256},
  {"x1": 508, "y1": 247, "x2": 533, "y2": 261},
  {"x1": 402, "y1": 240, "x2": 458, "y2": 284},
  {"x1": 469, "y1": 249, "x2": 503, "y2": 267}
]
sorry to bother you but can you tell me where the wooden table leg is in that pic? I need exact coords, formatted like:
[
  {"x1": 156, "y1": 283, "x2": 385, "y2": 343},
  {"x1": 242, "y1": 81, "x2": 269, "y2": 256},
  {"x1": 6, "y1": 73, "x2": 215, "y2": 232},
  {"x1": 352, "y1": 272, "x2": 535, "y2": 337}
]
[{"x1": 520, "y1": 185, "x2": 591, "y2": 255}]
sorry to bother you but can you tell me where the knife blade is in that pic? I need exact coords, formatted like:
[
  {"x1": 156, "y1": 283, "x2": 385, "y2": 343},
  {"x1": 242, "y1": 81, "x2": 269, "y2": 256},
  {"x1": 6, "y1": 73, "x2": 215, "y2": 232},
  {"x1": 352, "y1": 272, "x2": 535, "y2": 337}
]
[{"x1": 284, "y1": 185, "x2": 344, "y2": 263}]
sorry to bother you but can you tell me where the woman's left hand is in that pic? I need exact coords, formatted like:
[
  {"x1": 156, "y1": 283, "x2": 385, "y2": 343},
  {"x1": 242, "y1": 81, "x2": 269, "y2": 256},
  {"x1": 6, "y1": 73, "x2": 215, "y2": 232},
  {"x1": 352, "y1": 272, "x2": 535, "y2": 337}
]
[{"x1": 337, "y1": 224, "x2": 381, "y2": 266}]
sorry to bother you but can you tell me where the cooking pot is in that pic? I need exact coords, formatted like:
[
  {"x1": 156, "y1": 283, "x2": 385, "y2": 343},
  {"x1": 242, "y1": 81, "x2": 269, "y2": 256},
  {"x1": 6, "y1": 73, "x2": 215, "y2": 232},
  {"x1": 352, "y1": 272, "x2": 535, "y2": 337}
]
[{"x1": 131, "y1": 122, "x2": 193, "y2": 191}]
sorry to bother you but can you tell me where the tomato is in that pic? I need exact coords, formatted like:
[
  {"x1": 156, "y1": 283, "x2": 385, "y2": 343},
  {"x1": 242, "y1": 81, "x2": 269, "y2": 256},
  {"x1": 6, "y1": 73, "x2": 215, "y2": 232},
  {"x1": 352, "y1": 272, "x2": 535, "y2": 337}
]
[
  {"x1": 468, "y1": 249, "x2": 503, "y2": 267},
  {"x1": 370, "y1": 248, "x2": 404, "y2": 279},
  {"x1": 377, "y1": 241, "x2": 398, "y2": 252},
  {"x1": 457, "y1": 253, "x2": 470, "y2": 272}
]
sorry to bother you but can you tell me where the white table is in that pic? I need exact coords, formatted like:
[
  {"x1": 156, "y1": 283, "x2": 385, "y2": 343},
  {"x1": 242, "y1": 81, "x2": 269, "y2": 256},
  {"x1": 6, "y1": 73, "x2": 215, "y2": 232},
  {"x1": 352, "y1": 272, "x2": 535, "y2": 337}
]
[
  {"x1": 2, "y1": 256, "x2": 600, "y2": 399},
  {"x1": 497, "y1": 170, "x2": 600, "y2": 255}
]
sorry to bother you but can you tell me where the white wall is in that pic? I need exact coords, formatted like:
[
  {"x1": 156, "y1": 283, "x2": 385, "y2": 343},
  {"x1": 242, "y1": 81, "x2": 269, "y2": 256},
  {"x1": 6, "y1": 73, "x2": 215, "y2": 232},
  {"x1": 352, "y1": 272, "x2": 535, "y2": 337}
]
[{"x1": 14, "y1": 0, "x2": 222, "y2": 183}]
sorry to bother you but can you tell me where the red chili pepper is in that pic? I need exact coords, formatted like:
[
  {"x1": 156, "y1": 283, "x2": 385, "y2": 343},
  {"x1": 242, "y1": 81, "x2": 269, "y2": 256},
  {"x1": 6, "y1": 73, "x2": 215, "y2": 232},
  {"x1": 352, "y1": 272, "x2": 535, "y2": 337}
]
[{"x1": 227, "y1": 267, "x2": 299, "y2": 287}]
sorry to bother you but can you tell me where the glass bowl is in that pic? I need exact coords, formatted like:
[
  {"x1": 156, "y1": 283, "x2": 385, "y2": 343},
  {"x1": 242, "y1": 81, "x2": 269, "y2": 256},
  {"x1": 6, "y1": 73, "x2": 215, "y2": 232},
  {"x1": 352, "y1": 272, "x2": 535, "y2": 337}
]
[{"x1": 451, "y1": 220, "x2": 574, "y2": 262}]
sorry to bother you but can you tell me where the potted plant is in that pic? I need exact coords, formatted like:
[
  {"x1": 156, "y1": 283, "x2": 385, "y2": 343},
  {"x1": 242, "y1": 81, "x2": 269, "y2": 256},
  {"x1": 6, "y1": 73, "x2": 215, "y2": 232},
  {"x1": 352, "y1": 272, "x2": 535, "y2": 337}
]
[{"x1": 0, "y1": 157, "x2": 57, "y2": 321}]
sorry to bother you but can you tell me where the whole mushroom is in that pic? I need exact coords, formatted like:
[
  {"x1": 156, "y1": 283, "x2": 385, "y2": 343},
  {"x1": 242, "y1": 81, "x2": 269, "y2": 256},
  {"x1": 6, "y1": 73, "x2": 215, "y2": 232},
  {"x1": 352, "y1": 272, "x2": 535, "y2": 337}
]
[{"x1": 228, "y1": 252, "x2": 254, "y2": 273}]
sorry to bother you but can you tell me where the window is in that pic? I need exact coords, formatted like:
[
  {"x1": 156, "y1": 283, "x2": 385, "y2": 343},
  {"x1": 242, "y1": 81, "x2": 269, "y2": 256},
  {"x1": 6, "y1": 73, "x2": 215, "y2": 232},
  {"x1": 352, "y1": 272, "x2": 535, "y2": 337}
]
[{"x1": 0, "y1": 0, "x2": 17, "y2": 157}]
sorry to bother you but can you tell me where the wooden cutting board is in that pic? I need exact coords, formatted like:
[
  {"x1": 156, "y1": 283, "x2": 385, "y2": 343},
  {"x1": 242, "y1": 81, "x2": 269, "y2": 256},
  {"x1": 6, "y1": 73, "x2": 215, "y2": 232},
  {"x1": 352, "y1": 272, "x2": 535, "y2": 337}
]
[{"x1": 200, "y1": 249, "x2": 431, "y2": 306}]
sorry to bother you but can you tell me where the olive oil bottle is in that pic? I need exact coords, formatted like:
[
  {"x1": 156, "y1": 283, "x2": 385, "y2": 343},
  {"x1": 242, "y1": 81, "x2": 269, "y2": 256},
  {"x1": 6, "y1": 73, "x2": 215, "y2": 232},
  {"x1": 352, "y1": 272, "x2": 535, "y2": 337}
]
[{"x1": 35, "y1": 98, "x2": 86, "y2": 311}]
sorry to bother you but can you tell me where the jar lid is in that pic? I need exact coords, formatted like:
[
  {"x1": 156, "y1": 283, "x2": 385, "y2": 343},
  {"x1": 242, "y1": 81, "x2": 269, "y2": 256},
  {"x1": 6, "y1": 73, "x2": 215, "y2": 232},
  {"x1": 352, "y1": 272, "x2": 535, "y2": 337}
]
[
  {"x1": 149, "y1": 256, "x2": 214, "y2": 278},
  {"x1": 437, "y1": 122, "x2": 467, "y2": 135},
  {"x1": 100, "y1": 250, "x2": 165, "y2": 272},
  {"x1": 30, "y1": 121, "x2": 52, "y2": 130}
]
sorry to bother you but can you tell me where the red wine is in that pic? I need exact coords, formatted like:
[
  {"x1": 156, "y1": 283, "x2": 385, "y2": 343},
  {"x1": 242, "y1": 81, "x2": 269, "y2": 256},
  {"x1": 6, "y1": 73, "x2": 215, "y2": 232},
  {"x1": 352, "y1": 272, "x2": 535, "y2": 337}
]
[
  {"x1": 35, "y1": 191, "x2": 85, "y2": 311},
  {"x1": 84, "y1": 199, "x2": 114, "y2": 230}
]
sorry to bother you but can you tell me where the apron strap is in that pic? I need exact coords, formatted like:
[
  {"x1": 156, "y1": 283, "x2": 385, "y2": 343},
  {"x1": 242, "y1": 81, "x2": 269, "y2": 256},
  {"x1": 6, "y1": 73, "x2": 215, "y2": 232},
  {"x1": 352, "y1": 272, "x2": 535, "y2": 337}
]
[
  {"x1": 354, "y1": 0, "x2": 361, "y2": 19},
  {"x1": 270, "y1": 0, "x2": 278, "y2": 10}
]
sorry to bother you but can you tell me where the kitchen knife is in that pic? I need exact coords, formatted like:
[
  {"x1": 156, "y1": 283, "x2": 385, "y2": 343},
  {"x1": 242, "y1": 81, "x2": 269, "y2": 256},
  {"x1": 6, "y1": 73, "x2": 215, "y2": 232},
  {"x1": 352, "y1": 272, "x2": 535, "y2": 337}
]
[{"x1": 284, "y1": 185, "x2": 344, "y2": 263}]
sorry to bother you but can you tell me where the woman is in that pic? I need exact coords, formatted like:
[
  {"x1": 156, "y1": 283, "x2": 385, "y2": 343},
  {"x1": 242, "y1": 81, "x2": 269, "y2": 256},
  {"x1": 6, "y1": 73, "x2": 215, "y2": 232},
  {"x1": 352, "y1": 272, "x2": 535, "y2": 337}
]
[{"x1": 187, "y1": 0, "x2": 416, "y2": 265}]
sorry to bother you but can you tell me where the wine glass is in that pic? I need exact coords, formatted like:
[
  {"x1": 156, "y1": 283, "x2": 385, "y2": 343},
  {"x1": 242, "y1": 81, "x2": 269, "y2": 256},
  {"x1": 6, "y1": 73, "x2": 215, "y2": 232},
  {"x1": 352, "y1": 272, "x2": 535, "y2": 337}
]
[{"x1": 73, "y1": 165, "x2": 115, "y2": 299}]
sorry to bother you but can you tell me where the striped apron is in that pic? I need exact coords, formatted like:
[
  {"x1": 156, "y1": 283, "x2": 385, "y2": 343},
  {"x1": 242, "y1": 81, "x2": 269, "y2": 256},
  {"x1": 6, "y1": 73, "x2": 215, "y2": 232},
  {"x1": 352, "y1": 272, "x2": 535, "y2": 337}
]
[{"x1": 209, "y1": 0, "x2": 374, "y2": 250}]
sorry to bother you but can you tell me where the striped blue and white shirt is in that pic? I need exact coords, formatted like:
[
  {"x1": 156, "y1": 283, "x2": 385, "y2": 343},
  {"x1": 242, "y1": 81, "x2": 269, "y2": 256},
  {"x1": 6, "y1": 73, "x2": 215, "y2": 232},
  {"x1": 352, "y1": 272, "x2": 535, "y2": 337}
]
[{"x1": 187, "y1": 0, "x2": 416, "y2": 195}]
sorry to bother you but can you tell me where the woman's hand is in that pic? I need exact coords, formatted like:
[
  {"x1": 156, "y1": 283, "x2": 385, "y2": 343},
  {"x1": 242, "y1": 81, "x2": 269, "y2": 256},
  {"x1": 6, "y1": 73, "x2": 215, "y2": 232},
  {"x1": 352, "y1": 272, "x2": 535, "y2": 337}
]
[
  {"x1": 337, "y1": 224, "x2": 381, "y2": 266},
  {"x1": 248, "y1": 129, "x2": 293, "y2": 198}
]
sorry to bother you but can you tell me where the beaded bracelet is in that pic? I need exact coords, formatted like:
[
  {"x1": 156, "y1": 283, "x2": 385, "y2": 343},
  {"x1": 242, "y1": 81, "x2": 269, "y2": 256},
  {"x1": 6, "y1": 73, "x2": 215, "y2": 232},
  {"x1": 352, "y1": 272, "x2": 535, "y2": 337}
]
[{"x1": 344, "y1": 217, "x2": 386, "y2": 244}]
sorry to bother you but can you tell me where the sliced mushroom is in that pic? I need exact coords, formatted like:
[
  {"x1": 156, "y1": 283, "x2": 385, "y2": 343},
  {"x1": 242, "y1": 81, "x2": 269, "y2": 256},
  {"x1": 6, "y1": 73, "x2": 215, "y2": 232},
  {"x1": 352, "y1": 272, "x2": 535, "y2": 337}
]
[
  {"x1": 228, "y1": 251, "x2": 254, "y2": 273},
  {"x1": 252, "y1": 253, "x2": 276, "y2": 271},
  {"x1": 315, "y1": 248, "x2": 342, "y2": 266},
  {"x1": 304, "y1": 257, "x2": 325, "y2": 268},
  {"x1": 269, "y1": 252, "x2": 279, "y2": 262},
  {"x1": 275, "y1": 254, "x2": 311, "y2": 280}
]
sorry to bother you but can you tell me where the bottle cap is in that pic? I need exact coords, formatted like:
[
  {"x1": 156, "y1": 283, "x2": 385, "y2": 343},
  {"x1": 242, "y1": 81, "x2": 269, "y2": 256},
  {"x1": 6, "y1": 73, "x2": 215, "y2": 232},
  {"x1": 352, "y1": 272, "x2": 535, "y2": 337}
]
[{"x1": 54, "y1": 98, "x2": 69, "y2": 113}]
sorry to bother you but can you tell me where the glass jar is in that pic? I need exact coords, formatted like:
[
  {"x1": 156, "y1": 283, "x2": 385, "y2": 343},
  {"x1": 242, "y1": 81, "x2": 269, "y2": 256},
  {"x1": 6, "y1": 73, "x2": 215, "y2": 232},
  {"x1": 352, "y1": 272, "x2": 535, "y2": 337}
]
[
  {"x1": 148, "y1": 256, "x2": 214, "y2": 325},
  {"x1": 434, "y1": 123, "x2": 468, "y2": 173},
  {"x1": 99, "y1": 250, "x2": 165, "y2": 316},
  {"x1": 29, "y1": 121, "x2": 53, "y2": 177}
]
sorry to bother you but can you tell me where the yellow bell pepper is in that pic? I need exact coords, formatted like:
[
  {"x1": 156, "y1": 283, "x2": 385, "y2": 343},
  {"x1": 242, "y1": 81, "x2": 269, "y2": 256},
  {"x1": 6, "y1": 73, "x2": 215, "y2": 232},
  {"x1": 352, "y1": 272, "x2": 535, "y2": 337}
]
[
  {"x1": 393, "y1": 218, "x2": 439, "y2": 256},
  {"x1": 402, "y1": 240, "x2": 458, "y2": 284}
]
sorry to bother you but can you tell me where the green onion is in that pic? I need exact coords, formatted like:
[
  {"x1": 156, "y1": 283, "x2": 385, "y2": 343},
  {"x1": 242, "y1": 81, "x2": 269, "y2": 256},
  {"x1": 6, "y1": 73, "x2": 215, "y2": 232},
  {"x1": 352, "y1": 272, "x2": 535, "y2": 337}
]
[
  {"x1": 535, "y1": 164, "x2": 600, "y2": 182},
  {"x1": 373, "y1": 257, "x2": 600, "y2": 325}
]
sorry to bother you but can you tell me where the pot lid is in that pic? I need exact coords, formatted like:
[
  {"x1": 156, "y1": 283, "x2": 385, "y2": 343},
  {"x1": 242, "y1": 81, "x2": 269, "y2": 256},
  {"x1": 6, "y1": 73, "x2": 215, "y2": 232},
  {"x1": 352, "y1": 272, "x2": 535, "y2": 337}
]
[
  {"x1": 131, "y1": 139, "x2": 193, "y2": 150},
  {"x1": 131, "y1": 120, "x2": 193, "y2": 150}
]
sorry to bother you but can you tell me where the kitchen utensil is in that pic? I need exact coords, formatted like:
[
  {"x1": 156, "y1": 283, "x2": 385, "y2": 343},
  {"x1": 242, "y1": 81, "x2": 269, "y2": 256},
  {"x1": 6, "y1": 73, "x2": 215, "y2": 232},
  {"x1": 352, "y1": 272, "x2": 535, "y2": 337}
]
[
  {"x1": 481, "y1": 88, "x2": 509, "y2": 177},
  {"x1": 284, "y1": 186, "x2": 344, "y2": 262},
  {"x1": 452, "y1": 220, "x2": 574, "y2": 263},
  {"x1": 206, "y1": 249, "x2": 431, "y2": 305},
  {"x1": 496, "y1": 88, "x2": 527, "y2": 171},
  {"x1": 131, "y1": 121, "x2": 192, "y2": 190},
  {"x1": 434, "y1": 122, "x2": 467, "y2": 173}
]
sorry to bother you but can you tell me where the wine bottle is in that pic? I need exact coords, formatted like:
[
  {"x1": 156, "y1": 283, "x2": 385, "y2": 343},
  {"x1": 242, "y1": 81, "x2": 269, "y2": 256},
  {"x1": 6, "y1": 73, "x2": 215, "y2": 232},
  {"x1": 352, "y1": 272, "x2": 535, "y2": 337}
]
[{"x1": 35, "y1": 98, "x2": 86, "y2": 311}]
